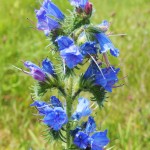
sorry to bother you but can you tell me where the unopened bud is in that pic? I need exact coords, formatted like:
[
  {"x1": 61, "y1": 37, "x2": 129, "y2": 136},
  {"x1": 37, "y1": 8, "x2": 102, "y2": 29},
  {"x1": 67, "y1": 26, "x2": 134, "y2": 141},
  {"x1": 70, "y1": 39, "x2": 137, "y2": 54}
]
[{"x1": 84, "y1": 2, "x2": 93, "y2": 15}]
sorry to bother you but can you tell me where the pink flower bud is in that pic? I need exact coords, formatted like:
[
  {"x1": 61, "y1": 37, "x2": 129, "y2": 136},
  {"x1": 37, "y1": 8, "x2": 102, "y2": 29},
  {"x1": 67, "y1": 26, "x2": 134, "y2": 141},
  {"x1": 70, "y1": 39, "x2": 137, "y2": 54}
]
[{"x1": 84, "y1": 2, "x2": 93, "y2": 15}]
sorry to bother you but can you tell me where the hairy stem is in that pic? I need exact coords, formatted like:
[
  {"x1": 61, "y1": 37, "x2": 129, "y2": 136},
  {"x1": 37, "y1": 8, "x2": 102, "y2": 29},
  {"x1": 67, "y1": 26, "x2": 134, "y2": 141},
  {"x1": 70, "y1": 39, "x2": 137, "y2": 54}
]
[{"x1": 66, "y1": 77, "x2": 73, "y2": 149}]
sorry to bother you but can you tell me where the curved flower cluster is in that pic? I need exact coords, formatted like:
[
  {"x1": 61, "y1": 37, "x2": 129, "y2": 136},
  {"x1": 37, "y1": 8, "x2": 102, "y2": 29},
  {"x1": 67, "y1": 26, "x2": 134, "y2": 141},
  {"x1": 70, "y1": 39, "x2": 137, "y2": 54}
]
[
  {"x1": 31, "y1": 0, "x2": 121, "y2": 93},
  {"x1": 31, "y1": 97, "x2": 110, "y2": 149},
  {"x1": 72, "y1": 117, "x2": 109, "y2": 150},
  {"x1": 31, "y1": 96, "x2": 67, "y2": 130},
  {"x1": 21, "y1": 0, "x2": 124, "y2": 149}
]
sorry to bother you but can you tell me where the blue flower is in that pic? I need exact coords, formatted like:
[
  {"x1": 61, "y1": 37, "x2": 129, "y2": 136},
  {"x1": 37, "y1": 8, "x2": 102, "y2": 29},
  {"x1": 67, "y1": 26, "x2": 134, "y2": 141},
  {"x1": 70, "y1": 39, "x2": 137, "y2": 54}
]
[
  {"x1": 95, "y1": 67, "x2": 120, "y2": 92},
  {"x1": 35, "y1": 8, "x2": 60, "y2": 36},
  {"x1": 43, "y1": 107, "x2": 67, "y2": 131},
  {"x1": 72, "y1": 97, "x2": 91, "y2": 120},
  {"x1": 42, "y1": 58, "x2": 55, "y2": 75},
  {"x1": 50, "y1": 96, "x2": 63, "y2": 108},
  {"x1": 69, "y1": 0, "x2": 88, "y2": 9},
  {"x1": 56, "y1": 36, "x2": 83, "y2": 69},
  {"x1": 30, "y1": 100, "x2": 52, "y2": 115},
  {"x1": 42, "y1": 0, "x2": 64, "y2": 20},
  {"x1": 80, "y1": 42, "x2": 97, "y2": 56},
  {"x1": 91, "y1": 130, "x2": 110, "y2": 150},
  {"x1": 30, "y1": 100, "x2": 47, "y2": 107},
  {"x1": 24, "y1": 61, "x2": 41, "y2": 71},
  {"x1": 85, "y1": 116, "x2": 96, "y2": 134},
  {"x1": 98, "y1": 20, "x2": 109, "y2": 32},
  {"x1": 74, "y1": 131, "x2": 90, "y2": 149},
  {"x1": 83, "y1": 61, "x2": 103, "y2": 80},
  {"x1": 56, "y1": 36, "x2": 74, "y2": 51},
  {"x1": 72, "y1": 117, "x2": 110, "y2": 150},
  {"x1": 95, "y1": 33, "x2": 119, "y2": 57},
  {"x1": 84, "y1": 61, "x2": 120, "y2": 92}
]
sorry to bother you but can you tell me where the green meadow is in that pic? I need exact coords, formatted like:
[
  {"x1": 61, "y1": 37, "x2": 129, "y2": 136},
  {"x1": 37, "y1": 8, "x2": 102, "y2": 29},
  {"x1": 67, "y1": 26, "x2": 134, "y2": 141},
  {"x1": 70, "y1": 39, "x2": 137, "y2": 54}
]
[{"x1": 0, "y1": 0, "x2": 150, "y2": 149}]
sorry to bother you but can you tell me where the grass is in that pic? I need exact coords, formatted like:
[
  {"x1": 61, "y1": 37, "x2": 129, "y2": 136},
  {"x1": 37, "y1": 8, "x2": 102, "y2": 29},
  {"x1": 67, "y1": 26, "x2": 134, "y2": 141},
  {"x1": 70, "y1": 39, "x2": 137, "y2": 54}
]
[{"x1": 0, "y1": 0, "x2": 150, "y2": 149}]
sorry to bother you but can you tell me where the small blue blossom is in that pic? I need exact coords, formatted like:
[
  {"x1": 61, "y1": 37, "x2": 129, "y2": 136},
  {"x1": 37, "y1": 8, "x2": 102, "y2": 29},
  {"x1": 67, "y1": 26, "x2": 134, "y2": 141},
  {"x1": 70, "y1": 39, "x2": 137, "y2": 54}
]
[
  {"x1": 56, "y1": 36, "x2": 74, "y2": 51},
  {"x1": 84, "y1": 61, "x2": 120, "y2": 92},
  {"x1": 74, "y1": 131, "x2": 90, "y2": 149},
  {"x1": 42, "y1": 0, "x2": 64, "y2": 20},
  {"x1": 30, "y1": 100, "x2": 47, "y2": 107},
  {"x1": 69, "y1": 0, "x2": 88, "y2": 9},
  {"x1": 42, "y1": 58, "x2": 55, "y2": 75},
  {"x1": 91, "y1": 130, "x2": 110, "y2": 150},
  {"x1": 72, "y1": 97, "x2": 91, "y2": 120},
  {"x1": 85, "y1": 116, "x2": 96, "y2": 134},
  {"x1": 43, "y1": 107, "x2": 67, "y2": 131},
  {"x1": 24, "y1": 61, "x2": 41, "y2": 71},
  {"x1": 50, "y1": 96, "x2": 63, "y2": 108},
  {"x1": 95, "y1": 67, "x2": 120, "y2": 92},
  {"x1": 72, "y1": 117, "x2": 110, "y2": 150},
  {"x1": 80, "y1": 42, "x2": 97, "y2": 56},
  {"x1": 95, "y1": 33, "x2": 119, "y2": 57},
  {"x1": 56, "y1": 36, "x2": 83, "y2": 69},
  {"x1": 83, "y1": 61, "x2": 102, "y2": 80},
  {"x1": 98, "y1": 20, "x2": 109, "y2": 32},
  {"x1": 30, "y1": 100, "x2": 52, "y2": 115},
  {"x1": 35, "y1": 8, "x2": 60, "y2": 36}
]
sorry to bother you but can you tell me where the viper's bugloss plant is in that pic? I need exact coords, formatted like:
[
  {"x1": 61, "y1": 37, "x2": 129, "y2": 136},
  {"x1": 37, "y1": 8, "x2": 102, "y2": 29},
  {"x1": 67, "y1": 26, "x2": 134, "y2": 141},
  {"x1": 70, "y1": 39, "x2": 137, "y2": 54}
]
[{"x1": 16, "y1": 0, "x2": 125, "y2": 149}]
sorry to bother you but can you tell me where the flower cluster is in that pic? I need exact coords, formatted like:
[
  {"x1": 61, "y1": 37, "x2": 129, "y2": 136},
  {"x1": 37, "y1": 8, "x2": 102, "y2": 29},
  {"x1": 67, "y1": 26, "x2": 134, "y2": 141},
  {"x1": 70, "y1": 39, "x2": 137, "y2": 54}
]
[
  {"x1": 20, "y1": 0, "x2": 124, "y2": 149},
  {"x1": 31, "y1": 97, "x2": 109, "y2": 149}
]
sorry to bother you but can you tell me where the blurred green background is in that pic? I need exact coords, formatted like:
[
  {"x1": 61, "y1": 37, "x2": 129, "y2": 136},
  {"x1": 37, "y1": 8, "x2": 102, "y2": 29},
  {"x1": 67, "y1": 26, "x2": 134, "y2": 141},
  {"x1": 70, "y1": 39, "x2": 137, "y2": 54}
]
[{"x1": 0, "y1": 0, "x2": 150, "y2": 149}]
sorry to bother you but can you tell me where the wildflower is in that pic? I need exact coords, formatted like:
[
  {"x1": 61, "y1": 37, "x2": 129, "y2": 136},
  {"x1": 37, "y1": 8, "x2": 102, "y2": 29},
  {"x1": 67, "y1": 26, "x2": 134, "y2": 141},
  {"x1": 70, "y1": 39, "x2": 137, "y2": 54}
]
[
  {"x1": 31, "y1": 97, "x2": 67, "y2": 131},
  {"x1": 83, "y1": 61, "x2": 103, "y2": 81},
  {"x1": 56, "y1": 36, "x2": 83, "y2": 69},
  {"x1": 80, "y1": 42, "x2": 97, "y2": 56},
  {"x1": 35, "y1": 8, "x2": 60, "y2": 36},
  {"x1": 42, "y1": 58, "x2": 55, "y2": 75},
  {"x1": 24, "y1": 61, "x2": 41, "y2": 70},
  {"x1": 43, "y1": 107, "x2": 67, "y2": 131},
  {"x1": 73, "y1": 117, "x2": 110, "y2": 150},
  {"x1": 42, "y1": 0, "x2": 64, "y2": 20},
  {"x1": 50, "y1": 96, "x2": 63, "y2": 108},
  {"x1": 69, "y1": 0, "x2": 89, "y2": 9},
  {"x1": 98, "y1": 20, "x2": 110, "y2": 32},
  {"x1": 95, "y1": 33, "x2": 119, "y2": 57},
  {"x1": 84, "y1": 61, "x2": 120, "y2": 92},
  {"x1": 91, "y1": 130, "x2": 110, "y2": 150},
  {"x1": 85, "y1": 116, "x2": 96, "y2": 134},
  {"x1": 35, "y1": 0, "x2": 64, "y2": 36},
  {"x1": 72, "y1": 97, "x2": 91, "y2": 120},
  {"x1": 95, "y1": 67, "x2": 120, "y2": 92},
  {"x1": 30, "y1": 100, "x2": 51, "y2": 115},
  {"x1": 74, "y1": 131, "x2": 90, "y2": 149}
]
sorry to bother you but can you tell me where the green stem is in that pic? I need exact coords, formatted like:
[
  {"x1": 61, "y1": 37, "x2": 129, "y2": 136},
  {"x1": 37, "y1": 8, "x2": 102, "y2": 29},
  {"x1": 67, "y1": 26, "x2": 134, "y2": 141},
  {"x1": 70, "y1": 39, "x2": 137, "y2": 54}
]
[{"x1": 66, "y1": 77, "x2": 73, "y2": 149}]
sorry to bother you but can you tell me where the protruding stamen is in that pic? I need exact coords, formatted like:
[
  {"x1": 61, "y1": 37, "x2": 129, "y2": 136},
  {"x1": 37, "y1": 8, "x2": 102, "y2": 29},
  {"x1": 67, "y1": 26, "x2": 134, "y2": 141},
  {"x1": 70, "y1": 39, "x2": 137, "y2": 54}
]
[
  {"x1": 12, "y1": 65, "x2": 30, "y2": 74},
  {"x1": 103, "y1": 53, "x2": 115, "y2": 72},
  {"x1": 88, "y1": 54, "x2": 105, "y2": 79}
]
